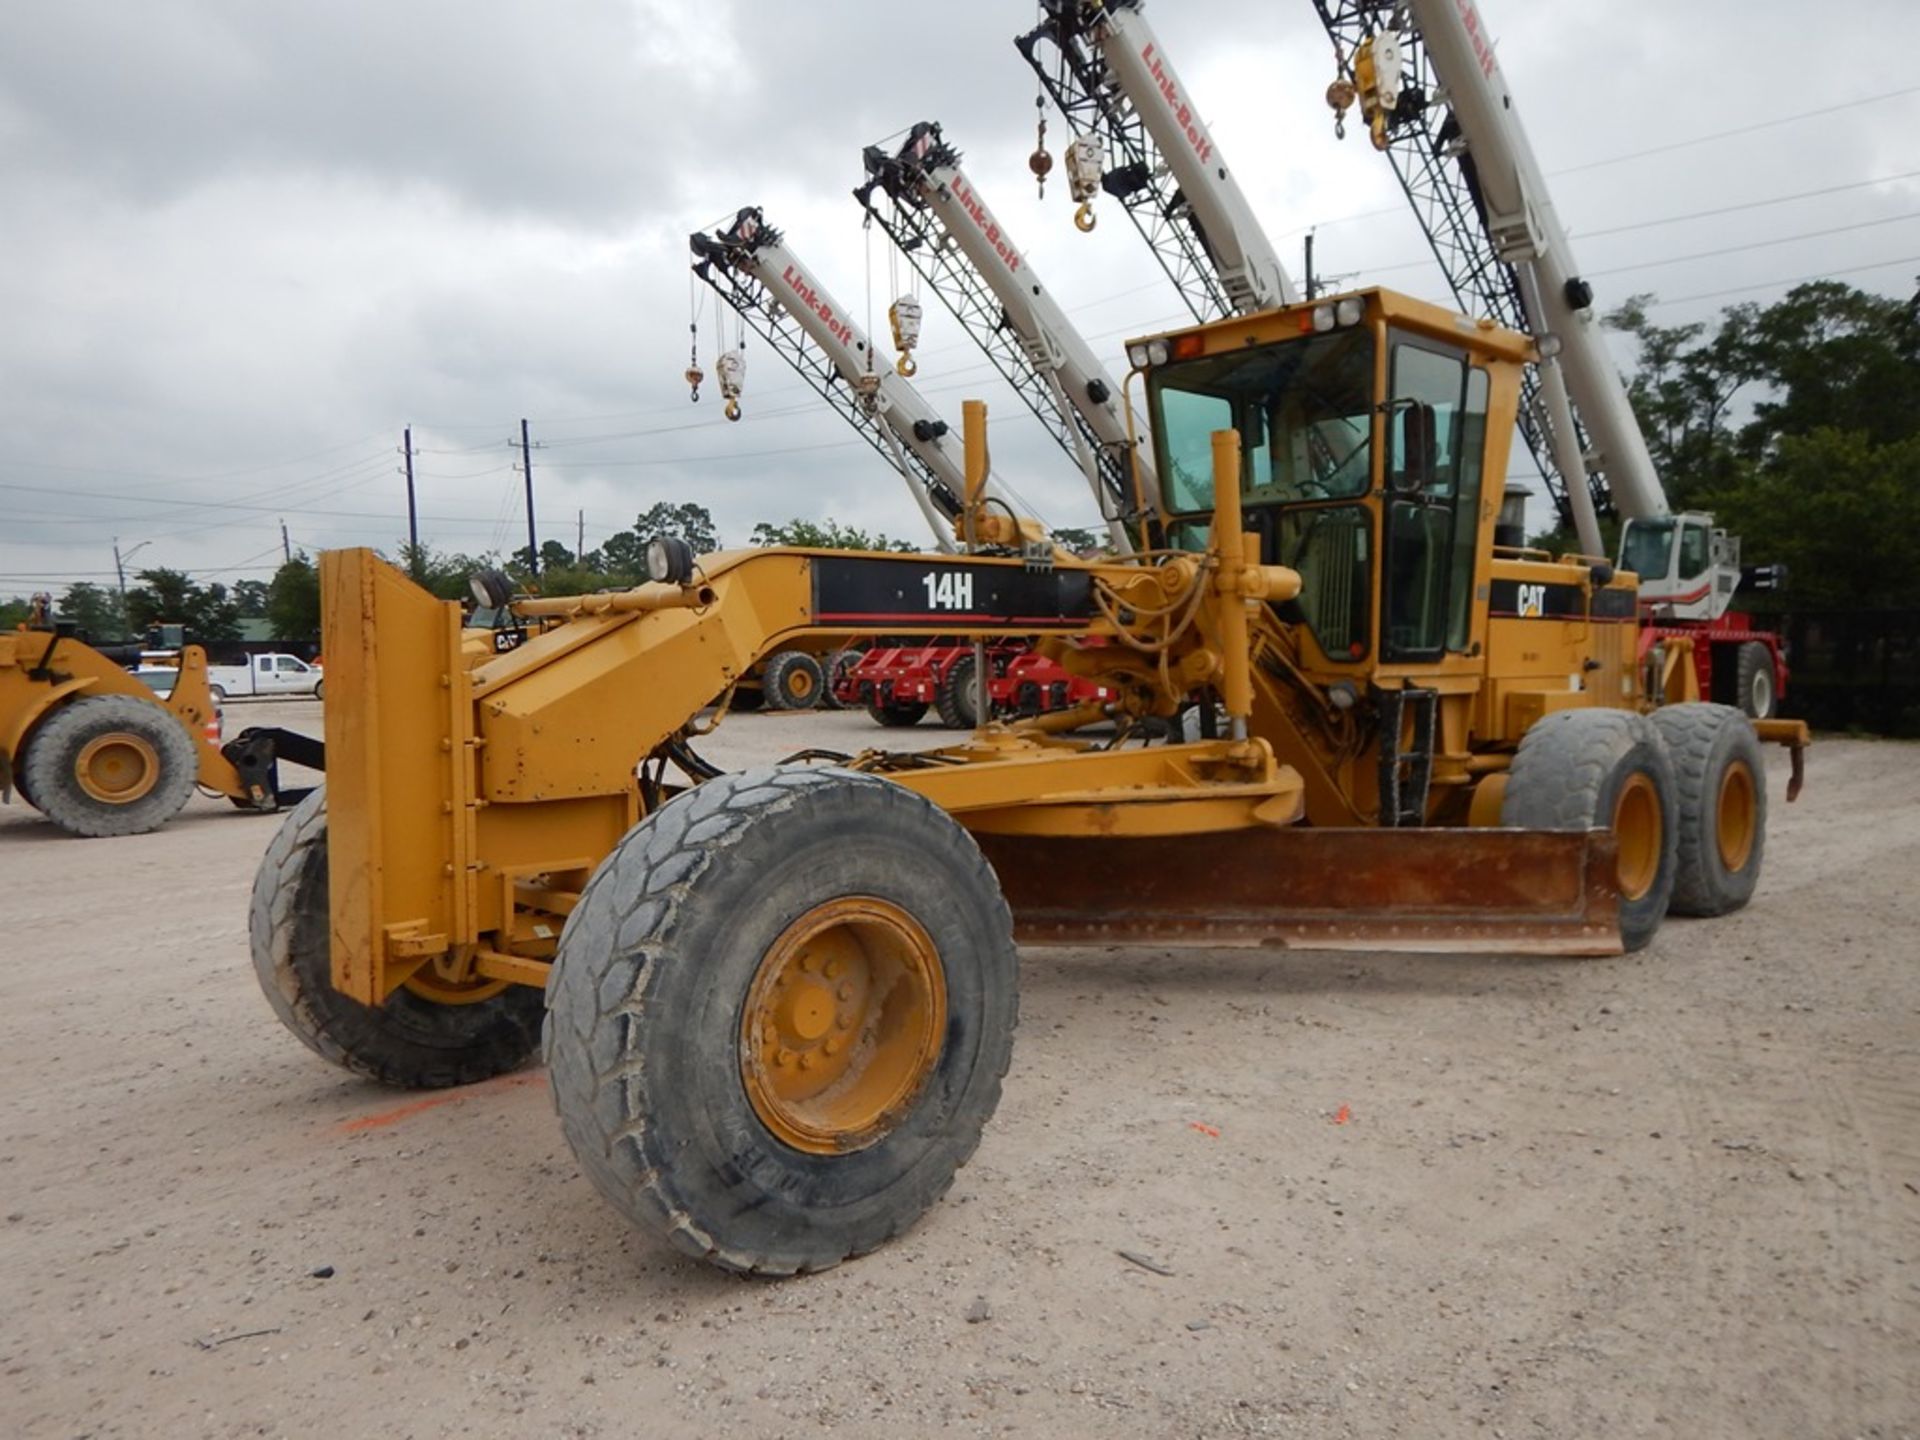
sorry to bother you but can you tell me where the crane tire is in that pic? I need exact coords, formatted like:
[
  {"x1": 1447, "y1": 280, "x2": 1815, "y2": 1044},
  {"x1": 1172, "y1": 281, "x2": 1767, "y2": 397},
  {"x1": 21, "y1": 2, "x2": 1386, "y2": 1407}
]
[
  {"x1": 934, "y1": 655, "x2": 981, "y2": 730},
  {"x1": 762, "y1": 650, "x2": 825, "y2": 712},
  {"x1": 20, "y1": 694, "x2": 197, "y2": 838},
  {"x1": 1650, "y1": 703, "x2": 1766, "y2": 918},
  {"x1": 1734, "y1": 641, "x2": 1776, "y2": 720},
  {"x1": 545, "y1": 766, "x2": 1018, "y2": 1275},
  {"x1": 820, "y1": 646, "x2": 861, "y2": 711},
  {"x1": 1502, "y1": 708, "x2": 1678, "y2": 953},
  {"x1": 866, "y1": 699, "x2": 928, "y2": 728},
  {"x1": 249, "y1": 789, "x2": 545, "y2": 1089}
]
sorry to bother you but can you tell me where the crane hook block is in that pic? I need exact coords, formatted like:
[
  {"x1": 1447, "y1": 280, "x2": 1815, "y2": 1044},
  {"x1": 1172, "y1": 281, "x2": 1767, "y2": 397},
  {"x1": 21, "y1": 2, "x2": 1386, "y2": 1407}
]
[
  {"x1": 888, "y1": 294, "x2": 923, "y2": 378},
  {"x1": 715, "y1": 348, "x2": 746, "y2": 422},
  {"x1": 684, "y1": 364, "x2": 704, "y2": 402}
]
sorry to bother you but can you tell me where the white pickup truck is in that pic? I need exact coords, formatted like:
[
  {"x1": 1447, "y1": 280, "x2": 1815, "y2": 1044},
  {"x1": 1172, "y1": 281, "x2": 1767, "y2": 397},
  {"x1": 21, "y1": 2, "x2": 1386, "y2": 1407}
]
[{"x1": 206, "y1": 652, "x2": 323, "y2": 701}]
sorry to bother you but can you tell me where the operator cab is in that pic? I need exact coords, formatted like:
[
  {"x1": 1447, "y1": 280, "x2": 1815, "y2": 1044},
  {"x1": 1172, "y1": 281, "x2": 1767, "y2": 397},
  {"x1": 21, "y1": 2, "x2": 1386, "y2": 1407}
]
[
  {"x1": 1618, "y1": 513, "x2": 1740, "y2": 623},
  {"x1": 1131, "y1": 287, "x2": 1515, "y2": 674}
]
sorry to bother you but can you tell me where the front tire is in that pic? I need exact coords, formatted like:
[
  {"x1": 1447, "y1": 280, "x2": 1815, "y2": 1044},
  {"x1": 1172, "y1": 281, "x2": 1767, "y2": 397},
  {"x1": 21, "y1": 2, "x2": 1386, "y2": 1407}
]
[
  {"x1": 249, "y1": 790, "x2": 545, "y2": 1088},
  {"x1": 544, "y1": 766, "x2": 1018, "y2": 1274},
  {"x1": 19, "y1": 694, "x2": 197, "y2": 837},
  {"x1": 1651, "y1": 703, "x2": 1766, "y2": 917},
  {"x1": 762, "y1": 650, "x2": 825, "y2": 712},
  {"x1": 1502, "y1": 709, "x2": 1678, "y2": 952}
]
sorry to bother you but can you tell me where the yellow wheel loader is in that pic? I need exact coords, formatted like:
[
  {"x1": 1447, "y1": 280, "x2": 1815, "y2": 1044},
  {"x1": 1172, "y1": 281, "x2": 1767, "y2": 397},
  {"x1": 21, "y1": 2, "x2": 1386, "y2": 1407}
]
[
  {"x1": 2, "y1": 630, "x2": 322, "y2": 837},
  {"x1": 252, "y1": 287, "x2": 1807, "y2": 1273}
]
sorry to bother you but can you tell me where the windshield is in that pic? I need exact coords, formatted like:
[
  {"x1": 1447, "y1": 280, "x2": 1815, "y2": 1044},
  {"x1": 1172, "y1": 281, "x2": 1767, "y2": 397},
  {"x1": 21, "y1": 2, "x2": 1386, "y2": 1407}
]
[
  {"x1": 1149, "y1": 328, "x2": 1375, "y2": 513},
  {"x1": 1619, "y1": 518, "x2": 1675, "y2": 582}
]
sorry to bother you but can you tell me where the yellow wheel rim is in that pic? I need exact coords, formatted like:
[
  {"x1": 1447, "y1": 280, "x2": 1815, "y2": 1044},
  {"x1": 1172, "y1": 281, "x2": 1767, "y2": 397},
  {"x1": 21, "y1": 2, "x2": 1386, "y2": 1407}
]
[
  {"x1": 1612, "y1": 772, "x2": 1662, "y2": 902},
  {"x1": 1716, "y1": 759, "x2": 1757, "y2": 872},
  {"x1": 786, "y1": 667, "x2": 816, "y2": 701},
  {"x1": 740, "y1": 897, "x2": 946, "y2": 1155},
  {"x1": 74, "y1": 733, "x2": 160, "y2": 805}
]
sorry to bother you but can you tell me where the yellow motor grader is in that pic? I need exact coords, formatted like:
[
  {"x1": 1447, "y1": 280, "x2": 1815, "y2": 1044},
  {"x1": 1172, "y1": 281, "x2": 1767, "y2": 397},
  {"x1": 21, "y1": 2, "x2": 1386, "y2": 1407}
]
[{"x1": 254, "y1": 286, "x2": 1806, "y2": 1274}]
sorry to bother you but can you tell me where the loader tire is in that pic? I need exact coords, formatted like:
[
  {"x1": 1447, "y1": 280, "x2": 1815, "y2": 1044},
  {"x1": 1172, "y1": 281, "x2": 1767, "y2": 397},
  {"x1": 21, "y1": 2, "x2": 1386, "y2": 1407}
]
[
  {"x1": 20, "y1": 694, "x2": 197, "y2": 838},
  {"x1": 867, "y1": 698, "x2": 928, "y2": 728},
  {"x1": 1502, "y1": 708, "x2": 1678, "y2": 953},
  {"x1": 1734, "y1": 641, "x2": 1775, "y2": 720},
  {"x1": 250, "y1": 789, "x2": 544, "y2": 1089},
  {"x1": 934, "y1": 655, "x2": 981, "y2": 730},
  {"x1": 820, "y1": 646, "x2": 860, "y2": 711},
  {"x1": 1650, "y1": 703, "x2": 1766, "y2": 918},
  {"x1": 762, "y1": 650, "x2": 825, "y2": 711},
  {"x1": 544, "y1": 766, "x2": 1018, "y2": 1275}
]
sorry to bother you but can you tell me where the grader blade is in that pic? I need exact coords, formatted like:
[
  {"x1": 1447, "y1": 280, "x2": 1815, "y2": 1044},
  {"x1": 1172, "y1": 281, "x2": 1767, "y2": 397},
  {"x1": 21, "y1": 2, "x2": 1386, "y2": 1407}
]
[{"x1": 975, "y1": 828, "x2": 1623, "y2": 956}]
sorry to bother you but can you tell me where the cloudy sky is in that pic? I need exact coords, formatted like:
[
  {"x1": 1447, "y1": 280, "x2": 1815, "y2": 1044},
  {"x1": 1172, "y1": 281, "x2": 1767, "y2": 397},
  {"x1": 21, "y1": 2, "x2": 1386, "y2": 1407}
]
[{"x1": 2, "y1": 0, "x2": 1916, "y2": 597}]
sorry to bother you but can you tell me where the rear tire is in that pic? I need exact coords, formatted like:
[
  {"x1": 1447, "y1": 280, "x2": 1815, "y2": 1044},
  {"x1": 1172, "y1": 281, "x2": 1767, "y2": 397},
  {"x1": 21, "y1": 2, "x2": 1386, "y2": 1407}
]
[
  {"x1": 210, "y1": 685, "x2": 227, "y2": 702},
  {"x1": 1650, "y1": 703, "x2": 1766, "y2": 917},
  {"x1": 867, "y1": 699, "x2": 928, "y2": 728},
  {"x1": 20, "y1": 694, "x2": 197, "y2": 838},
  {"x1": 1734, "y1": 641, "x2": 1776, "y2": 720},
  {"x1": 1502, "y1": 709, "x2": 1678, "y2": 952},
  {"x1": 762, "y1": 650, "x2": 825, "y2": 712},
  {"x1": 249, "y1": 789, "x2": 545, "y2": 1088},
  {"x1": 545, "y1": 767, "x2": 1018, "y2": 1274},
  {"x1": 934, "y1": 655, "x2": 981, "y2": 730}
]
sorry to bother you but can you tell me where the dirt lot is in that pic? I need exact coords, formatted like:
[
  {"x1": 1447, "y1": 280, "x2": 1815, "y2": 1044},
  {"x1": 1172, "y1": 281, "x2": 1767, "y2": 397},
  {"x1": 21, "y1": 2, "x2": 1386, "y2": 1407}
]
[{"x1": 1, "y1": 701, "x2": 1915, "y2": 1439}]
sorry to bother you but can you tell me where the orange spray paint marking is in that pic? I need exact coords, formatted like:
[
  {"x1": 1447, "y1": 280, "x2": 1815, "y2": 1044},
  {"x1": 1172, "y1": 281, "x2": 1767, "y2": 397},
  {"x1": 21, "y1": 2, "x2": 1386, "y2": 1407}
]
[
  {"x1": 1189, "y1": 1121, "x2": 1221, "y2": 1139},
  {"x1": 1331, "y1": 1104, "x2": 1352, "y2": 1125},
  {"x1": 336, "y1": 1071, "x2": 547, "y2": 1134}
]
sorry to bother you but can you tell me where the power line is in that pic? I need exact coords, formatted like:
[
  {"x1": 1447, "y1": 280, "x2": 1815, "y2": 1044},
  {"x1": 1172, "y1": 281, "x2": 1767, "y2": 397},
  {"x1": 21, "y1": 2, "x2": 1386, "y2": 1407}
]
[
  {"x1": 1644, "y1": 254, "x2": 1920, "y2": 309},
  {"x1": 1555, "y1": 84, "x2": 1920, "y2": 177},
  {"x1": 1586, "y1": 212, "x2": 1919, "y2": 279},
  {"x1": 1577, "y1": 170, "x2": 1920, "y2": 240}
]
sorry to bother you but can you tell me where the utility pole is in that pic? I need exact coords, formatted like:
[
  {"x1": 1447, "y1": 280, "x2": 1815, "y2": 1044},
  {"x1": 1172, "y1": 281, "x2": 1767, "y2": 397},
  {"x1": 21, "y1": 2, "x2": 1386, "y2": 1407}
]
[
  {"x1": 519, "y1": 418, "x2": 538, "y2": 577},
  {"x1": 576, "y1": 509, "x2": 584, "y2": 565},
  {"x1": 1304, "y1": 231, "x2": 1317, "y2": 301},
  {"x1": 280, "y1": 520, "x2": 292, "y2": 563},
  {"x1": 112, "y1": 537, "x2": 150, "y2": 636},
  {"x1": 402, "y1": 426, "x2": 420, "y2": 579}
]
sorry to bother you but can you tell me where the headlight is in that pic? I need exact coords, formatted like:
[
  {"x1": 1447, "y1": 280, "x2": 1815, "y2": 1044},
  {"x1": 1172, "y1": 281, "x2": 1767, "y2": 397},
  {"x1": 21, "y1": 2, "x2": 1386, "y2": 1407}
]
[
  {"x1": 1312, "y1": 304, "x2": 1336, "y2": 333},
  {"x1": 645, "y1": 535, "x2": 695, "y2": 585},
  {"x1": 1335, "y1": 296, "x2": 1364, "y2": 327},
  {"x1": 1127, "y1": 343, "x2": 1150, "y2": 369},
  {"x1": 1145, "y1": 339, "x2": 1170, "y2": 366}
]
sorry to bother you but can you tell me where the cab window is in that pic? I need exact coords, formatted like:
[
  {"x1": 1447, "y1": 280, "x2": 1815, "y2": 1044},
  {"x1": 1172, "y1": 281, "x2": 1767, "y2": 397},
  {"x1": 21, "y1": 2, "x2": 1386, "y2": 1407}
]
[
  {"x1": 1678, "y1": 520, "x2": 1710, "y2": 580},
  {"x1": 1382, "y1": 338, "x2": 1487, "y2": 661}
]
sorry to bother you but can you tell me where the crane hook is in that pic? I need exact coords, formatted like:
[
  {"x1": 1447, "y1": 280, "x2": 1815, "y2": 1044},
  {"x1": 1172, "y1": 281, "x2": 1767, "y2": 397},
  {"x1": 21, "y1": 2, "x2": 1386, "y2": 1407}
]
[
  {"x1": 724, "y1": 398, "x2": 741, "y2": 422},
  {"x1": 1074, "y1": 202, "x2": 1097, "y2": 234},
  {"x1": 895, "y1": 355, "x2": 918, "y2": 378}
]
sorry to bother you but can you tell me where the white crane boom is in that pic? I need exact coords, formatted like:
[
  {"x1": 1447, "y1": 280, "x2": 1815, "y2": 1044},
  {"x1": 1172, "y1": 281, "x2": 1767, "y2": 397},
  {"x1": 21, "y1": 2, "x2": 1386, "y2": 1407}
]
[
  {"x1": 1310, "y1": 0, "x2": 1669, "y2": 559},
  {"x1": 858, "y1": 123, "x2": 1154, "y2": 552},
  {"x1": 691, "y1": 208, "x2": 1011, "y2": 553},
  {"x1": 1019, "y1": 0, "x2": 1299, "y2": 321}
]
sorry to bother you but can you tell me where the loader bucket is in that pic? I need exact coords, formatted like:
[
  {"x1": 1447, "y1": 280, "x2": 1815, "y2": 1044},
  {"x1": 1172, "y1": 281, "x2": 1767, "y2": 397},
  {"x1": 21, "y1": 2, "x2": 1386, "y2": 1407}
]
[{"x1": 974, "y1": 826, "x2": 1623, "y2": 956}]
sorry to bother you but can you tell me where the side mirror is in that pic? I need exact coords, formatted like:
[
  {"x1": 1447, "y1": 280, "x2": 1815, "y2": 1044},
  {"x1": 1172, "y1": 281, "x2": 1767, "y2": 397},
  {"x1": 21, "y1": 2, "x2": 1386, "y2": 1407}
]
[{"x1": 1391, "y1": 400, "x2": 1437, "y2": 494}]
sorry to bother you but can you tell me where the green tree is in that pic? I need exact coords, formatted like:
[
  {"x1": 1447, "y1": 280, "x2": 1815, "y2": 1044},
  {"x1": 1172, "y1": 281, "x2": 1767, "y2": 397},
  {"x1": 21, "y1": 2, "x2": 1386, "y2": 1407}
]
[
  {"x1": 1732, "y1": 428, "x2": 1920, "y2": 611},
  {"x1": 59, "y1": 581, "x2": 124, "y2": 639},
  {"x1": 1048, "y1": 525, "x2": 1101, "y2": 552},
  {"x1": 0, "y1": 595, "x2": 30, "y2": 630},
  {"x1": 124, "y1": 568, "x2": 243, "y2": 642},
  {"x1": 232, "y1": 579, "x2": 270, "y2": 619},
  {"x1": 266, "y1": 555, "x2": 321, "y2": 641},
  {"x1": 750, "y1": 518, "x2": 918, "y2": 552}
]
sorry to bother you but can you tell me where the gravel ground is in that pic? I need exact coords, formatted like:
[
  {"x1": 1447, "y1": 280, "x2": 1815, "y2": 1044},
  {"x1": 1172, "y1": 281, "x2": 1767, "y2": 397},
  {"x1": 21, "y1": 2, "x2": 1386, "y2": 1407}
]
[{"x1": 1, "y1": 701, "x2": 1915, "y2": 1439}]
